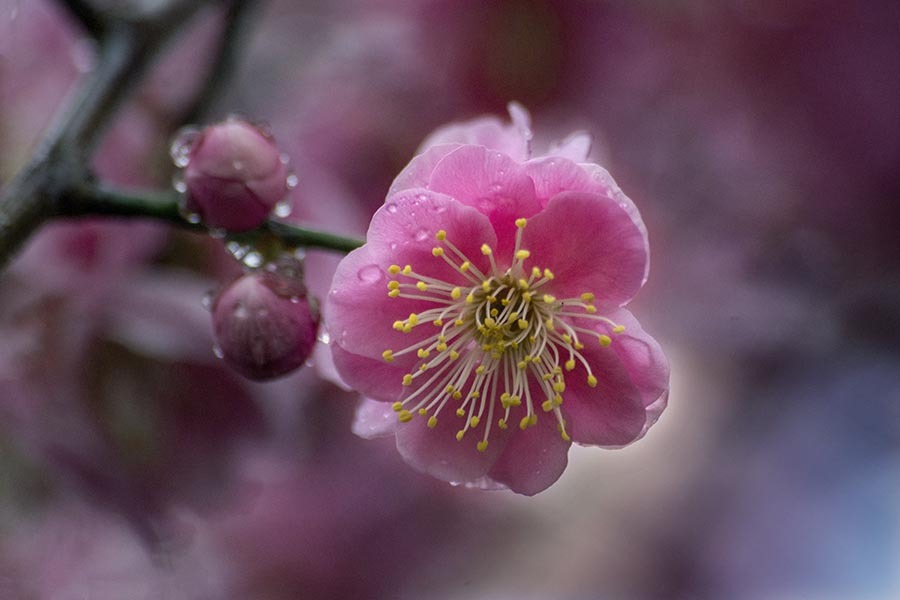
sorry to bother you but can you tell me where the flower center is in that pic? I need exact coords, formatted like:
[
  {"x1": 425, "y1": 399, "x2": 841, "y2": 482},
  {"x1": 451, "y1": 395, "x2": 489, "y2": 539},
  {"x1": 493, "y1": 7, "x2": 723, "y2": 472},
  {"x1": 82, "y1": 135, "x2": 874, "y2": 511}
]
[{"x1": 381, "y1": 217, "x2": 625, "y2": 452}]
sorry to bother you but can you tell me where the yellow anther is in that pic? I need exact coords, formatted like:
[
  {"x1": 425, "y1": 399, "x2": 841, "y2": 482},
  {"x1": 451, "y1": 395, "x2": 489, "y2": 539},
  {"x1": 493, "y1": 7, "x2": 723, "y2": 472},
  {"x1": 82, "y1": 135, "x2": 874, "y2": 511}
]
[
  {"x1": 393, "y1": 320, "x2": 404, "y2": 330},
  {"x1": 580, "y1": 292, "x2": 595, "y2": 302},
  {"x1": 470, "y1": 391, "x2": 480, "y2": 398},
  {"x1": 574, "y1": 342, "x2": 585, "y2": 350},
  {"x1": 545, "y1": 318, "x2": 555, "y2": 331},
  {"x1": 515, "y1": 218, "x2": 527, "y2": 228},
  {"x1": 416, "y1": 281, "x2": 428, "y2": 291},
  {"x1": 516, "y1": 250, "x2": 531, "y2": 260},
  {"x1": 454, "y1": 319, "x2": 465, "y2": 327},
  {"x1": 541, "y1": 399, "x2": 554, "y2": 412},
  {"x1": 475, "y1": 365, "x2": 486, "y2": 375},
  {"x1": 501, "y1": 298, "x2": 510, "y2": 306},
  {"x1": 480, "y1": 244, "x2": 492, "y2": 255},
  {"x1": 587, "y1": 375, "x2": 598, "y2": 387},
  {"x1": 518, "y1": 279, "x2": 529, "y2": 289},
  {"x1": 598, "y1": 334, "x2": 612, "y2": 347},
  {"x1": 418, "y1": 364, "x2": 428, "y2": 372},
  {"x1": 449, "y1": 350, "x2": 460, "y2": 360},
  {"x1": 519, "y1": 416, "x2": 531, "y2": 430},
  {"x1": 561, "y1": 430, "x2": 571, "y2": 442},
  {"x1": 531, "y1": 266, "x2": 542, "y2": 278},
  {"x1": 382, "y1": 350, "x2": 394, "y2": 362},
  {"x1": 452, "y1": 391, "x2": 462, "y2": 399},
  {"x1": 418, "y1": 408, "x2": 428, "y2": 416},
  {"x1": 466, "y1": 292, "x2": 476, "y2": 304},
  {"x1": 388, "y1": 289, "x2": 400, "y2": 298},
  {"x1": 476, "y1": 440, "x2": 489, "y2": 452},
  {"x1": 542, "y1": 294, "x2": 556, "y2": 304},
  {"x1": 460, "y1": 261, "x2": 471, "y2": 272},
  {"x1": 436, "y1": 342, "x2": 448, "y2": 352},
  {"x1": 529, "y1": 414, "x2": 538, "y2": 426},
  {"x1": 553, "y1": 381, "x2": 566, "y2": 393},
  {"x1": 388, "y1": 279, "x2": 401, "y2": 290},
  {"x1": 432, "y1": 247, "x2": 444, "y2": 257},
  {"x1": 388, "y1": 264, "x2": 401, "y2": 275},
  {"x1": 455, "y1": 430, "x2": 465, "y2": 441},
  {"x1": 543, "y1": 269, "x2": 554, "y2": 279},
  {"x1": 402, "y1": 374, "x2": 414, "y2": 386},
  {"x1": 522, "y1": 291, "x2": 534, "y2": 302},
  {"x1": 469, "y1": 416, "x2": 480, "y2": 427},
  {"x1": 435, "y1": 229, "x2": 447, "y2": 241},
  {"x1": 481, "y1": 280, "x2": 491, "y2": 292},
  {"x1": 562, "y1": 334, "x2": 573, "y2": 344},
  {"x1": 498, "y1": 419, "x2": 508, "y2": 430},
  {"x1": 500, "y1": 393, "x2": 511, "y2": 408},
  {"x1": 456, "y1": 408, "x2": 466, "y2": 417},
  {"x1": 398, "y1": 410, "x2": 414, "y2": 423},
  {"x1": 433, "y1": 319, "x2": 443, "y2": 327},
  {"x1": 402, "y1": 265, "x2": 412, "y2": 275},
  {"x1": 613, "y1": 325, "x2": 626, "y2": 333},
  {"x1": 417, "y1": 349, "x2": 431, "y2": 359},
  {"x1": 542, "y1": 373, "x2": 553, "y2": 381},
  {"x1": 508, "y1": 311, "x2": 519, "y2": 321},
  {"x1": 554, "y1": 394, "x2": 563, "y2": 406},
  {"x1": 509, "y1": 395, "x2": 522, "y2": 407},
  {"x1": 427, "y1": 416, "x2": 438, "y2": 428},
  {"x1": 517, "y1": 360, "x2": 528, "y2": 370},
  {"x1": 408, "y1": 313, "x2": 419, "y2": 325},
  {"x1": 451, "y1": 287, "x2": 461, "y2": 300},
  {"x1": 565, "y1": 358, "x2": 576, "y2": 371},
  {"x1": 517, "y1": 319, "x2": 529, "y2": 330},
  {"x1": 490, "y1": 308, "x2": 499, "y2": 317},
  {"x1": 484, "y1": 317, "x2": 496, "y2": 328},
  {"x1": 402, "y1": 323, "x2": 413, "y2": 333},
  {"x1": 444, "y1": 384, "x2": 456, "y2": 395},
  {"x1": 586, "y1": 305, "x2": 597, "y2": 314},
  {"x1": 391, "y1": 402, "x2": 403, "y2": 412}
]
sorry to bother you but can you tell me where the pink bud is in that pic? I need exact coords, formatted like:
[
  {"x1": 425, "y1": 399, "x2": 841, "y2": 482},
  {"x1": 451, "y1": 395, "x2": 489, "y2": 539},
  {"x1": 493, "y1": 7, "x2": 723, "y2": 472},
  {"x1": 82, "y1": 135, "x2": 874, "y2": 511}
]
[
  {"x1": 184, "y1": 119, "x2": 288, "y2": 231},
  {"x1": 212, "y1": 271, "x2": 319, "y2": 380}
]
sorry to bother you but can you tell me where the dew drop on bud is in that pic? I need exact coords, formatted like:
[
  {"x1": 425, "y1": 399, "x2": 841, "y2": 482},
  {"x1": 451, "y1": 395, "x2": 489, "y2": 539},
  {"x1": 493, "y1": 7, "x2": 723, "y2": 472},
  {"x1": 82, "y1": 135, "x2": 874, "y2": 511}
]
[
  {"x1": 279, "y1": 152, "x2": 290, "y2": 165},
  {"x1": 243, "y1": 251, "x2": 264, "y2": 268},
  {"x1": 208, "y1": 228, "x2": 226, "y2": 239},
  {"x1": 286, "y1": 173, "x2": 299, "y2": 190},
  {"x1": 201, "y1": 291, "x2": 214, "y2": 311},
  {"x1": 274, "y1": 201, "x2": 292, "y2": 218},
  {"x1": 212, "y1": 344, "x2": 225, "y2": 359},
  {"x1": 170, "y1": 127, "x2": 200, "y2": 168}
]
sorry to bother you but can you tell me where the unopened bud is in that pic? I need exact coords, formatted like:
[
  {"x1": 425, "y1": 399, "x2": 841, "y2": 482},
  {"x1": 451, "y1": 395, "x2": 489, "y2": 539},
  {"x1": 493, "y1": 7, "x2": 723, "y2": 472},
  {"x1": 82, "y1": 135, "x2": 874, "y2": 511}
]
[
  {"x1": 212, "y1": 271, "x2": 318, "y2": 380},
  {"x1": 184, "y1": 119, "x2": 289, "y2": 231}
]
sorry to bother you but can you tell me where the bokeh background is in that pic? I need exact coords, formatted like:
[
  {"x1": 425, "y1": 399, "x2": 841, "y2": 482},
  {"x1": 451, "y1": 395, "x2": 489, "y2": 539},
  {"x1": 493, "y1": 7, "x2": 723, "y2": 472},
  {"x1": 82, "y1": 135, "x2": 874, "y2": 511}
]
[{"x1": 1, "y1": 1, "x2": 899, "y2": 598}]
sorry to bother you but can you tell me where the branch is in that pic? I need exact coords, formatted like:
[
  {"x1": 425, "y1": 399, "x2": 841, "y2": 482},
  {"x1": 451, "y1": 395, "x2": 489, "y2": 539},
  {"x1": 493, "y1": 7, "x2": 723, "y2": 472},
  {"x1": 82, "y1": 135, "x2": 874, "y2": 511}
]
[{"x1": 60, "y1": 183, "x2": 365, "y2": 254}]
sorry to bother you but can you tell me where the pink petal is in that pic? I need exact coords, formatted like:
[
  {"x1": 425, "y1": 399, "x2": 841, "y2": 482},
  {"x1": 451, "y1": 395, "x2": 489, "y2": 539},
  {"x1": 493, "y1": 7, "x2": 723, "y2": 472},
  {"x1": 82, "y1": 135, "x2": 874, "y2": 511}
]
[
  {"x1": 428, "y1": 145, "x2": 541, "y2": 260},
  {"x1": 547, "y1": 132, "x2": 593, "y2": 163},
  {"x1": 331, "y1": 343, "x2": 409, "y2": 402},
  {"x1": 559, "y1": 328, "x2": 648, "y2": 447},
  {"x1": 522, "y1": 191, "x2": 649, "y2": 307},
  {"x1": 416, "y1": 102, "x2": 532, "y2": 161},
  {"x1": 326, "y1": 190, "x2": 495, "y2": 361},
  {"x1": 394, "y1": 410, "x2": 510, "y2": 484},
  {"x1": 487, "y1": 410, "x2": 571, "y2": 496},
  {"x1": 388, "y1": 143, "x2": 461, "y2": 196},
  {"x1": 351, "y1": 397, "x2": 398, "y2": 440},
  {"x1": 604, "y1": 309, "x2": 670, "y2": 439}
]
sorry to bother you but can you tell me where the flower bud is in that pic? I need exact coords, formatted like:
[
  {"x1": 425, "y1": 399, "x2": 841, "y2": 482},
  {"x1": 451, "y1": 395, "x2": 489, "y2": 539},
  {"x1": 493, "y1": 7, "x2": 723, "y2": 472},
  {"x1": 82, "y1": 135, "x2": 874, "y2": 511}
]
[
  {"x1": 212, "y1": 271, "x2": 318, "y2": 380},
  {"x1": 184, "y1": 119, "x2": 288, "y2": 231}
]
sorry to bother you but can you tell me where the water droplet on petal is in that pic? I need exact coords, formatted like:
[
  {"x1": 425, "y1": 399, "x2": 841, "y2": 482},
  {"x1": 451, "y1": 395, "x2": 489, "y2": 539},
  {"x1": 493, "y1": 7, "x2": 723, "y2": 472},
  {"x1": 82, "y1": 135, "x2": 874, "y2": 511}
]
[
  {"x1": 386, "y1": 203, "x2": 398, "y2": 214},
  {"x1": 274, "y1": 201, "x2": 292, "y2": 218},
  {"x1": 285, "y1": 174, "x2": 299, "y2": 190},
  {"x1": 279, "y1": 152, "x2": 291, "y2": 165},
  {"x1": 289, "y1": 296, "x2": 300, "y2": 304},
  {"x1": 201, "y1": 291, "x2": 214, "y2": 311},
  {"x1": 416, "y1": 193, "x2": 429, "y2": 202},
  {"x1": 212, "y1": 344, "x2": 224, "y2": 359},
  {"x1": 389, "y1": 242, "x2": 399, "y2": 250},
  {"x1": 358, "y1": 264, "x2": 384, "y2": 283},
  {"x1": 208, "y1": 228, "x2": 226, "y2": 239},
  {"x1": 414, "y1": 228, "x2": 429, "y2": 242},
  {"x1": 232, "y1": 159, "x2": 244, "y2": 171},
  {"x1": 318, "y1": 331, "x2": 331, "y2": 345}
]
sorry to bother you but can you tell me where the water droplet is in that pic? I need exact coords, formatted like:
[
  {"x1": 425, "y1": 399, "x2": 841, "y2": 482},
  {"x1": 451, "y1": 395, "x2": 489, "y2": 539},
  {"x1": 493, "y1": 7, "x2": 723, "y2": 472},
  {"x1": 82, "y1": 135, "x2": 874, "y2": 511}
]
[
  {"x1": 170, "y1": 127, "x2": 200, "y2": 168},
  {"x1": 414, "y1": 228, "x2": 429, "y2": 242},
  {"x1": 171, "y1": 171, "x2": 187, "y2": 194},
  {"x1": 212, "y1": 344, "x2": 224, "y2": 359},
  {"x1": 389, "y1": 242, "x2": 399, "y2": 251},
  {"x1": 177, "y1": 200, "x2": 201, "y2": 224},
  {"x1": 358, "y1": 264, "x2": 384, "y2": 283},
  {"x1": 274, "y1": 201, "x2": 292, "y2": 218},
  {"x1": 386, "y1": 203, "x2": 398, "y2": 214},
  {"x1": 489, "y1": 182, "x2": 503, "y2": 192},
  {"x1": 225, "y1": 241, "x2": 245, "y2": 258},
  {"x1": 201, "y1": 291, "x2": 214, "y2": 310},
  {"x1": 243, "y1": 251, "x2": 264, "y2": 268},
  {"x1": 289, "y1": 296, "x2": 300, "y2": 304},
  {"x1": 232, "y1": 160, "x2": 244, "y2": 171},
  {"x1": 318, "y1": 331, "x2": 331, "y2": 345},
  {"x1": 285, "y1": 174, "x2": 299, "y2": 190},
  {"x1": 292, "y1": 248, "x2": 307, "y2": 260},
  {"x1": 209, "y1": 228, "x2": 226, "y2": 239},
  {"x1": 279, "y1": 152, "x2": 291, "y2": 165},
  {"x1": 416, "y1": 193, "x2": 429, "y2": 201}
]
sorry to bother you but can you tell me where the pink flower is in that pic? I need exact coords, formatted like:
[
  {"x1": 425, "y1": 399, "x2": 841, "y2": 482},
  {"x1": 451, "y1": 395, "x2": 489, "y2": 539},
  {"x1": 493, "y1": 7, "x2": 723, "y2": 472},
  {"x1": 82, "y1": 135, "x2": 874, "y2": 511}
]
[{"x1": 327, "y1": 104, "x2": 668, "y2": 495}]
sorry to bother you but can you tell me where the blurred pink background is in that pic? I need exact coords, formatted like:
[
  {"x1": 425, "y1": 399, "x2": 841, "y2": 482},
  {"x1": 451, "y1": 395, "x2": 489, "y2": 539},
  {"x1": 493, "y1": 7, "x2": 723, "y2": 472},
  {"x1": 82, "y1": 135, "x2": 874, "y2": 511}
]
[{"x1": 1, "y1": 1, "x2": 899, "y2": 598}]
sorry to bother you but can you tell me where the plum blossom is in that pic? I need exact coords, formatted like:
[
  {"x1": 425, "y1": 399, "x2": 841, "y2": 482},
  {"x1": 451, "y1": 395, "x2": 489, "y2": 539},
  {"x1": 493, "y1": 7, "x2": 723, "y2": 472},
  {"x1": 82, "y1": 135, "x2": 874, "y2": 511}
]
[{"x1": 327, "y1": 104, "x2": 669, "y2": 495}]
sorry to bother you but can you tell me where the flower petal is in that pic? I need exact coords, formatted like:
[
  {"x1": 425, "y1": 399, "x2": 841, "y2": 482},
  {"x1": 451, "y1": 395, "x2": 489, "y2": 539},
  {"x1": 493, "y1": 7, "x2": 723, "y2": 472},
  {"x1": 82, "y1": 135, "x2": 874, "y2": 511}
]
[
  {"x1": 331, "y1": 343, "x2": 410, "y2": 402},
  {"x1": 416, "y1": 102, "x2": 532, "y2": 161},
  {"x1": 352, "y1": 397, "x2": 399, "y2": 440},
  {"x1": 388, "y1": 143, "x2": 461, "y2": 196},
  {"x1": 522, "y1": 191, "x2": 649, "y2": 307},
  {"x1": 327, "y1": 190, "x2": 496, "y2": 360},
  {"x1": 559, "y1": 327, "x2": 648, "y2": 447},
  {"x1": 428, "y1": 145, "x2": 540, "y2": 260},
  {"x1": 547, "y1": 132, "x2": 593, "y2": 163},
  {"x1": 487, "y1": 411, "x2": 571, "y2": 496},
  {"x1": 394, "y1": 409, "x2": 511, "y2": 485}
]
